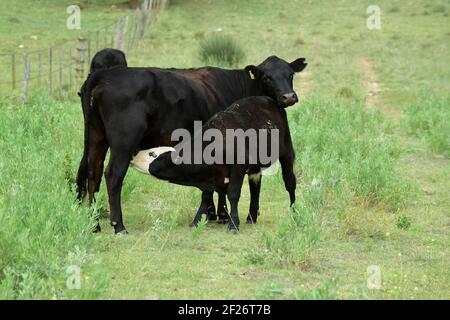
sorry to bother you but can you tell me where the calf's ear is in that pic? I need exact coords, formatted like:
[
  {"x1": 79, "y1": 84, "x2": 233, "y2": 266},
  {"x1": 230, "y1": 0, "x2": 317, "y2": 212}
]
[
  {"x1": 290, "y1": 58, "x2": 307, "y2": 72},
  {"x1": 244, "y1": 65, "x2": 261, "y2": 80}
]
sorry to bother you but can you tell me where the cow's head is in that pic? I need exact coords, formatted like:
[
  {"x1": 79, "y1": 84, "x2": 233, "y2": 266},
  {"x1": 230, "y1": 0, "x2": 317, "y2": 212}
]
[{"x1": 245, "y1": 56, "x2": 307, "y2": 107}]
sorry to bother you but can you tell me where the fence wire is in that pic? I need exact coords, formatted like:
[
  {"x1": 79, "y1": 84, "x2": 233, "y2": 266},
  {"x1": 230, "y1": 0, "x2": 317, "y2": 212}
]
[{"x1": 0, "y1": 0, "x2": 168, "y2": 102}]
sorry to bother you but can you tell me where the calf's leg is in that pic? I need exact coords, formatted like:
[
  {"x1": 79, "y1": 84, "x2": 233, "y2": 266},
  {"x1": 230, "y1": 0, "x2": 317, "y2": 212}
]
[
  {"x1": 280, "y1": 156, "x2": 296, "y2": 207},
  {"x1": 227, "y1": 168, "x2": 246, "y2": 233},
  {"x1": 246, "y1": 172, "x2": 261, "y2": 224},
  {"x1": 217, "y1": 192, "x2": 229, "y2": 224},
  {"x1": 191, "y1": 191, "x2": 214, "y2": 226}
]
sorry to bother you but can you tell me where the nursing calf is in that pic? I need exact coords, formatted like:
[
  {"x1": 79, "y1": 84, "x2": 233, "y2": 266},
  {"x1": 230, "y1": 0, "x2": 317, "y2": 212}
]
[{"x1": 132, "y1": 96, "x2": 296, "y2": 232}]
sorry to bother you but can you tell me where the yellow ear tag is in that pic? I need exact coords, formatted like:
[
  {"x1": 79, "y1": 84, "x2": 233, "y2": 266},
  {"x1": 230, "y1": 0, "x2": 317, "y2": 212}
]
[{"x1": 249, "y1": 70, "x2": 255, "y2": 80}]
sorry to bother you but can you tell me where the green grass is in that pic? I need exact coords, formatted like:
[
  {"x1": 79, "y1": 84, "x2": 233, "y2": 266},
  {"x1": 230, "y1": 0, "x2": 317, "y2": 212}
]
[
  {"x1": 0, "y1": 0, "x2": 129, "y2": 54},
  {"x1": 0, "y1": 94, "x2": 108, "y2": 299},
  {"x1": 0, "y1": 0, "x2": 449, "y2": 299}
]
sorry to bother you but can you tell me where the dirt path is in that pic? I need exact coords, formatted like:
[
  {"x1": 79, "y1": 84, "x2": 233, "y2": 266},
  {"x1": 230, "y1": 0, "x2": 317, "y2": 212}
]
[{"x1": 358, "y1": 57, "x2": 381, "y2": 108}]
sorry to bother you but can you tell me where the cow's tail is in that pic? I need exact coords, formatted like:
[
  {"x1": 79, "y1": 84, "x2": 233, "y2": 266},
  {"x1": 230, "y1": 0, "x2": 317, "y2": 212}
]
[{"x1": 76, "y1": 73, "x2": 99, "y2": 201}]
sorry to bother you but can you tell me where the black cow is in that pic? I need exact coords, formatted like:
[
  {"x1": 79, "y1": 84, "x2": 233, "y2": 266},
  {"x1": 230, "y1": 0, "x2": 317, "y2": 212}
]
[
  {"x1": 76, "y1": 56, "x2": 307, "y2": 234},
  {"x1": 136, "y1": 96, "x2": 296, "y2": 232},
  {"x1": 89, "y1": 48, "x2": 127, "y2": 73},
  {"x1": 76, "y1": 49, "x2": 128, "y2": 219}
]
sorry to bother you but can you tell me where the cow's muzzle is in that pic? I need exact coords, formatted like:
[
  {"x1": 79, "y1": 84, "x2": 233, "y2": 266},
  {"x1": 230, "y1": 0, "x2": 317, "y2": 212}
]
[{"x1": 280, "y1": 92, "x2": 298, "y2": 107}]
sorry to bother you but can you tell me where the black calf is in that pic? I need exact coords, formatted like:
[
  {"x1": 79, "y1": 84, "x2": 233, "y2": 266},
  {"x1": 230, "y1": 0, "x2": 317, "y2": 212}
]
[{"x1": 144, "y1": 96, "x2": 296, "y2": 232}]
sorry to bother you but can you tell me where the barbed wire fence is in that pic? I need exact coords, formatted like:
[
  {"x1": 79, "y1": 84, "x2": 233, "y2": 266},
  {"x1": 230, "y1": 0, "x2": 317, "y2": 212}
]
[{"x1": 0, "y1": 0, "x2": 169, "y2": 103}]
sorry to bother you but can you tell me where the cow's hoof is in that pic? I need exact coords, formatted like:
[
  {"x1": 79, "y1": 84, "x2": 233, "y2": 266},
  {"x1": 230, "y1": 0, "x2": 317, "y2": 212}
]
[
  {"x1": 228, "y1": 228, "x2": 239, "y2": 235},
  {"x1": 116, "y1": 229, "x2": 128, "y2": 235}
]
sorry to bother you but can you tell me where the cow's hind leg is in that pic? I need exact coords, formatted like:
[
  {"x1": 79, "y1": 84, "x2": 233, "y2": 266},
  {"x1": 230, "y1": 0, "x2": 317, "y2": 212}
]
[
  {"x1": 87, "y1": 131, "x2": 108, "y2": 232},
  {"x1": 246, "y1": 172, "x2": 261, "y2": 224},
  {"x1": 104, "y1": 112, "x2": 147, "y2": 234}
]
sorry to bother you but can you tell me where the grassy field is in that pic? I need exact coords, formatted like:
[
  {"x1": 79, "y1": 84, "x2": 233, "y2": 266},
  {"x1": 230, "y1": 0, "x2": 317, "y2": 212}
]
[{"x1": 0, "y1": 0, "x2": 449, "y2": 299}]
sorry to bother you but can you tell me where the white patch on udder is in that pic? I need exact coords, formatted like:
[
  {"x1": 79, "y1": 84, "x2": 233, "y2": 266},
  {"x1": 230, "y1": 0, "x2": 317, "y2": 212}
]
[{"x1": 129, "y1": 146, "x2": 175, "y2": 175}]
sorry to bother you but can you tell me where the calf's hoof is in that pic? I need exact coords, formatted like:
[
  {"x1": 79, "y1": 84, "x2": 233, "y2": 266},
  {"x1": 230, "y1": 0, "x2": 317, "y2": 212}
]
[
  {"x1": 246, "y1": 215, "x2": 257, "y2": 224},
  {"x1": 207, "y1": 213, "x2": 217, "y2": 221},
  {"x1": 206, "y1": 205, "x2": 217, "y2": 221},
  {"x1": 116, "y1": 229, "x2": 128, "y2": 235},
  {"x1": 217, "y1": 216, "x2": 229, "y2": 224}
]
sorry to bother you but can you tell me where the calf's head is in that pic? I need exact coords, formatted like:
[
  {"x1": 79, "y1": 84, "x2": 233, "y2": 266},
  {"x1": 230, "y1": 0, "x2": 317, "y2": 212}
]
[
  {"x1": 245, "y1": 56, "x2": 307, "y2": 107},
  {"x1": 129, "y1": 147, "x2": 175, "y2": 175}
]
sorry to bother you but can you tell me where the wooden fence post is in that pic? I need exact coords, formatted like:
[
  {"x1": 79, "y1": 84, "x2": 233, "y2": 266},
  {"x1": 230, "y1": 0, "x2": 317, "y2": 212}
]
[
  {"x1": 58, "y1": 47, "x2": 63, "y2": 92},
  {"x1": 87, "y1": 33, "x2": 92, "y2": 65},
  {"x1": 22, "y1": 54, "x2": 30, "y2": 103},
  {"x1": 68, "y1": 42, "x2": 72, "y2": 90},
  {"x1": 76, "y1": 36, "x2": 86, "y2": 80},
  {"x1": 114, "y1": 19, "x2": 124, "y2": 50},
  {"x1": 104, "y1": 26, "x2": 108, "y2": 49},
  {"x1": 129, "y1": 11, "x2": 138, "y2": 51},
  {"x1": 11, "y1": 54, "x2": 16, "y2": 90},
  {"x1": 123, "y1": 16, "x2": 129, "y2": 50},
  {"x1": 38, "y1": 52, "x2": 42, "y2": 87},
  {"x1": 138, "y1": 6, "x2": 148, "y2": 42},
  {"x1": 96, "y1": 30, "x2": 99, "y2": 52},
  {"x1": 48, "y1": 48, "x2": 52, "y2": 97}
]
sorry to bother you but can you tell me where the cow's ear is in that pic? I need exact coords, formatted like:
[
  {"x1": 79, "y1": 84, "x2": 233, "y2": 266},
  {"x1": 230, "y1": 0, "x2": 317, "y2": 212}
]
[
  {"x1": 77, "y1": 91, "x2": 81, "y2": 97},
  {"x1": 290, "y1": 58, "x2": 307, "y2": 72},
  {"x1": 245, "y1": 65, "x2": 261, "y2": 80}
]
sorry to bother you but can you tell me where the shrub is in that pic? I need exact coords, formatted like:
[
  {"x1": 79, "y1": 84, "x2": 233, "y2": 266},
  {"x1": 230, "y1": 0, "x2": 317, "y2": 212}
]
[
  {"x1": 396, "y1": 215, "x2": 412, "y2": 230},
  {"x1": 199, "y1": 34, "x2": 245, "y2": 67},
  {"x1": 337, "y1": 87, "x2": 354, "y2": 98},
  {"x1": 403, "y1": 94, "x2": 450, "y2": 157}
]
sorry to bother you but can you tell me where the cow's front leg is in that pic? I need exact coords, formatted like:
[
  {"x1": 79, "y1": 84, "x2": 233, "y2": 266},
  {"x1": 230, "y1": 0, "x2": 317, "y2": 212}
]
[{"x1": 191, "y1": 191, "x2": 214, "y2": 226}]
